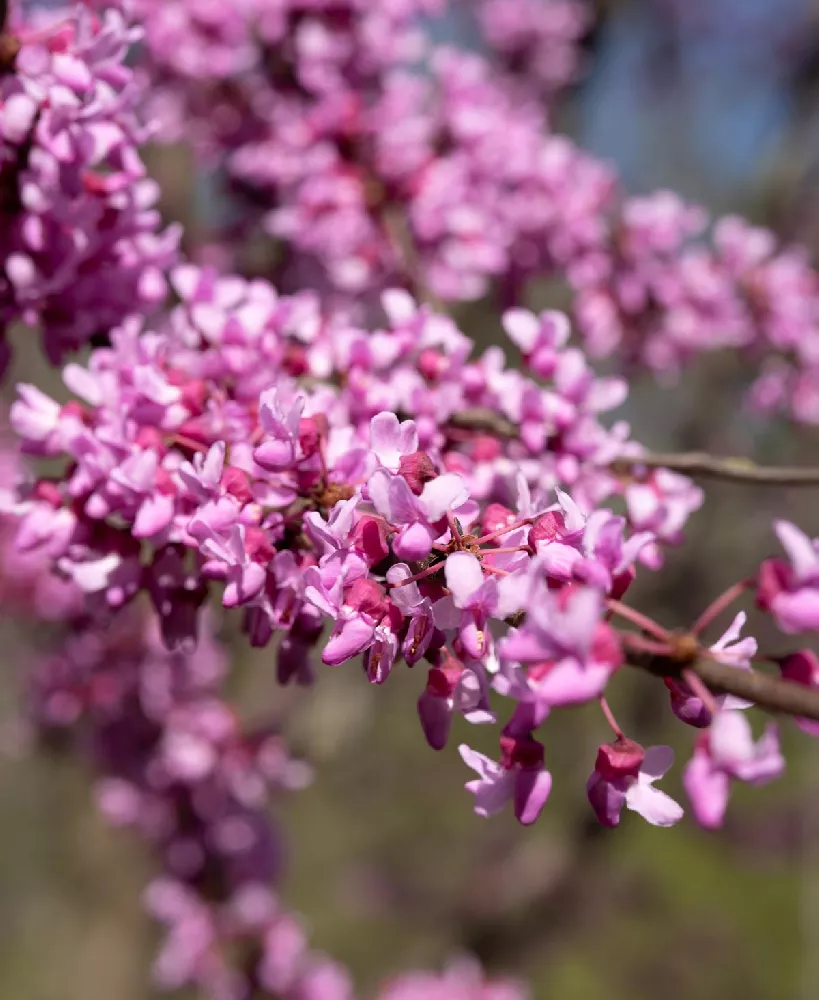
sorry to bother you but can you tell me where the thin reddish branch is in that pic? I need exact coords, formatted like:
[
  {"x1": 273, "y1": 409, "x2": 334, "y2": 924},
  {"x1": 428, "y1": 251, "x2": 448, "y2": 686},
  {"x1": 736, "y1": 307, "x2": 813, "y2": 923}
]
[
  {"x1": 449, "y1": 408, "x2": 819, "y2": 486},
  {"x1": 628, "y1": 652, "x2": 819, "y2": 721}
]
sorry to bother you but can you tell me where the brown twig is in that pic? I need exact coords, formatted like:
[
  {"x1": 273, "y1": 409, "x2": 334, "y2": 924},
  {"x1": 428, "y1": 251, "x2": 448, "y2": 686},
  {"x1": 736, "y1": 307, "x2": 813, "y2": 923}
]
[
  {"x1": 611, "y1": 451, "x2": 819, "y2": 486},
  {"x1": 450, "y1": 407, "x2": 819, "y2": 485},
  {"x1": 628, "y1": 652, "x2": 819, "y2": 721}
]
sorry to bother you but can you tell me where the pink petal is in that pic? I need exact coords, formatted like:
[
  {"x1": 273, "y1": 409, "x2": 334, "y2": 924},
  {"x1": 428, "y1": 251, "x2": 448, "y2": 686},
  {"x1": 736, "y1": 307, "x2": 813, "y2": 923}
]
[
  {"x1": 625, "y1": 783, "x2": 684, "y2": 827},
  {"x1": 640, "y1": 744, "x2": 675, "y2": 780},
  {"x1": 322, "y1": 617, "x2": 376, "y2": 666},
  {"x1": 683, "y1": 751, "x2": 729, "y2": 828},
  {"x1": 514, "y1": 768, "x2": 553, "y2": 825},
  {"x1": 445, "y1": 551, "x2": 484, "y2": 607},
  {"x1": 393, "y1": 522, "x2": 434, "y2": 561},
  {"x1": 775, "y1": 519, "x2": 819, "y2": 582},
  {"x1": 421, "y1": 473, "x2": 468, "y2": 521}
]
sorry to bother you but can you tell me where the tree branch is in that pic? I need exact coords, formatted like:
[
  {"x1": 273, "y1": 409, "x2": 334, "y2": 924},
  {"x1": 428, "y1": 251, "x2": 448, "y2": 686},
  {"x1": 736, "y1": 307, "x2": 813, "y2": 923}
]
[
  {"x1": 449, "y1": 408, "x2": 819, "y2": 485},
  {"x1": 628, "y1": 652, "x2": 819, "y2": 721},
  {"x1": 611, "y1": 451, "x2": 819, "y2": 485}
]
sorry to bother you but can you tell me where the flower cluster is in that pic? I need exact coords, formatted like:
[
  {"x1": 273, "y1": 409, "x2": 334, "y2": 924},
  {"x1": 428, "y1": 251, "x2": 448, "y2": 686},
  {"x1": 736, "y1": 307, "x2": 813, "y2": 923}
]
[
  {"x1": 8, "y1": 267, "x2": 706, "y2": 837},
  {"x1": 468, "y1": 0, "x2": 590, "y2": 104},
  {"x1": 8, "y1": 1, "x2": 819, "y2": 997},
  {"x1": 29, "y1": 602, "x2": 520, "y2": 1000},
  {"x1": 572, "y1": 196, "x2": 819, "y2": 423},
  {"x1": 0, "y1": 1, "x2": 179, "y2": 372},
  {"x1": 120, "y1": 1, "x2": 819, "y2": 426}
]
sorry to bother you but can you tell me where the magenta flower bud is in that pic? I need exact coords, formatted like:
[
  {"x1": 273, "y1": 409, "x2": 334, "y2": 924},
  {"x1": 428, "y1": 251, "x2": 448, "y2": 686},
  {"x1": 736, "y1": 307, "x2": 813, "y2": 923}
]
[
  {"x1": 245, "y1": 527, "x2": 275, "y2": 566},
  {"x1": 134, "y1": 426, "x2": 163, "y2": 453},
  {"x1": 32, "y1": 479, "x2": 63, "y2": 507},
  {"x1": 220, "y1": 467, "x2": 254, "y2": 505},
  {"x1": 530, "y1": 510, "x2": 567, "y2": 546},
  {"x1": 417, "y1": 664, "x2": 462, "y2": 751},
  {"x1": 60, "y1": 400, "x2": 89, "y2": 423},
  {"x1": 180, "y1": 379, "x2": 208, "y2": 415},
  {"x1": 282, "y1": 343, "x2": 308, "y2": 377},
  {"x1": 469, "y1": 435, "x2": 503, "y2": 462},
  {"x1": 779, "y1": 649, "x2": 819, "y2": 686},
  {"x1": 665, "y1": 677, "x2": 712, "y2": 728},
  {"x1": 778, "y1": 650, "x2": 819, "y2": 737},
  {"x1": 298, "y1": 416, "x2": 325, "y2": 459},
  {"x1": 499, "y1": 733, "x2": 545, "y2": 771},
  {"x1": 591, "y1": 622, "x2": 624, "y2": 671},
  {"x1": 481, "y1": 503, "x2": 514, "y2": 536},
  {"x1": 351, "y1": 515, "x2": 389, "y2": 566},
  {"x1": 397, "y1": 451, "x2": 437, "y2": 495},
  {"x1": 610, "y1": 565, "x2": 636, "y2": 600},
  {"x1": 345, "y1": 578, "x2": 390, "y2": 622},
  {"x1": 755, "y1": 557, "x2": 790, "y2": 611},
  {"x1": 418, "y1": 348, "x2": 448, "y2": 381},
  {"x1": 594, "y1": 737, "x2": 645, "y2": 781}
]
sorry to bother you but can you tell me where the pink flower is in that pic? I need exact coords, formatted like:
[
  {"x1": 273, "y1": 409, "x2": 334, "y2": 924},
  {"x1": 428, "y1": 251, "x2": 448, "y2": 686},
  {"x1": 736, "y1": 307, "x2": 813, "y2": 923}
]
[
  {"x1": 442, "y1": 551, "x2": 524, "y2": 659},
  {"x1": 587, "y1": 740, "x2": 683, "y2": 828},
  {"x1": 368, "y1": 467, "x2": 468, "y2": 561},
  {"x1": 683, "y1": 712, "x2": 785, "y2": 828},
  {"x1": 417, "y1": 653, "x2": 494, "y2": 751},
  {"x1": 459, "y1": 735, "x2": 553, "y2": 826},
  {"x1": 499, "y1": 582, "x2": 622, "y2": 706},
  {"x1": 756, "y1": 521, "x2": 819, "y2": 633},
  {"x1": 368, "y1": 412, "x2": 419, "y2": 472},
  {"x1": 254, "y1": 388, "x2": 304, "y2": 471},
  {"x1": 778, "y1": 650, "x2": 819, "y2": 737},
  {"x1": 667, "y1": 611, "x2": 757, "y2": 725}
]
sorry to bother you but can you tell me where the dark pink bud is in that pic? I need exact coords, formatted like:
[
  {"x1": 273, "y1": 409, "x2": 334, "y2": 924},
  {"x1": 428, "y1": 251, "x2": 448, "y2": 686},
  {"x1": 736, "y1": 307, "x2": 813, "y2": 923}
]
[
  {"x1": 595, "y1": 737, "x2": 644, "y2": 781},
  {"x1": 82, "y1": 171, "x2": 108, "y2": 196},
  {"x1": 665, "y1": 677, "x2": 711, "y2": 728},
  {"x1": 482, "y1": 503, "x2": 515, "y2": 537},
  {"x1": 283, "y1": 344, "x2": 309, "y2": 377},
  {"x1": 245, "y1": 527, "x2": 275, "y2": 566},
  {"x1": 610, "y1": 565, "x2": 636, "y2": 601},
  {"x1": 470, "y1": 435, "x2": 502, "y2": 462},
  {"x1": 351, "y1": 515, "x2": 389, "y2": 565},
  {"x1": 32, "y1": 480, "x2": 63, "y2": 507},
  {"x1": 220, "y1": 467, "x2": 254, "y2": 505},
  {"x1": 500, "y1": 734, "x2": 545, "y2": 771},
  {"x1": 756, "y1": 558, "x2": 791, "y2": 611},
  {"x1": 777, "y1": 650, "x2": 819, "y2": 737},
  {"x1": 528, "y1": 660, "x2": 556, "y2": 682},
  {"x1": 418, "y1": 670, "x2": 457, "y2": 751},
  {"x1": 180, "y1": 379, "x2": 208, "y2": 415},
  {"x1": 345, "y1": 578, "x2": 389, "y2": 621},
  {"x1": 418, "y1": 348, "x2": 448, "y2": 381},
  {"x1": 136, "y1": 426, "x2": 166, "y2": 454},
  {"x1": 591, "y1": 622, "x2": 623, "y2": 670},
  {"x1": 425, "y1": 664, "x2": 462, "y2": 699},
  {"x1": 778, "y1": 649, "x2": 819, "y2": 688},
  {"x1": 61, "y1": 400, "x2": 90, "y2": 423},
  {"x1": 298, "y1": 416, "x2": 325, "y2": 458},
  {"x1": 398, "y1": 451, "x2": 437, "y2": 495},
  {"x1": 530, "y1": 510, "x2": 567, "y2": 546},
  {"x1": 155, "y1": 467, "x2": 177, "y2": 497}
]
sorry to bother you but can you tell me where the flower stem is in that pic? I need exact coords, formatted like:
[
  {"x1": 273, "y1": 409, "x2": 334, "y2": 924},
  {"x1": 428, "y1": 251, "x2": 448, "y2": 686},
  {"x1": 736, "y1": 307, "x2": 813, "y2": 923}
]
[
  {"x1": 691, "y1": 578, "x2": 752, "y2": 636},
  {"x1": 606, "y1": 600, "x2": 670, "y2": 642}
]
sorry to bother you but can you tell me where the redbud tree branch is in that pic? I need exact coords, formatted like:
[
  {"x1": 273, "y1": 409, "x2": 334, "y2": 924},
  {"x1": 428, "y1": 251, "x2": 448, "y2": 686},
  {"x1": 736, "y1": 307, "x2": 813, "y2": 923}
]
[
  {"x1": 627, "y1": 652, "x2": 819, "y2": 721},
  {"x1": 449, "y1": 408, "x2": 819, "y2": 485}
]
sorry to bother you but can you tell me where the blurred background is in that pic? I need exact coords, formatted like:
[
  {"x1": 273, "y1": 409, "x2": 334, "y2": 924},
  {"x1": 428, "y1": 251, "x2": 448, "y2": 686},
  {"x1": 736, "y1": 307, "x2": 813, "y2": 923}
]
[{"x1": 4, "y1": 1, "x2": 819, "y2": 997}]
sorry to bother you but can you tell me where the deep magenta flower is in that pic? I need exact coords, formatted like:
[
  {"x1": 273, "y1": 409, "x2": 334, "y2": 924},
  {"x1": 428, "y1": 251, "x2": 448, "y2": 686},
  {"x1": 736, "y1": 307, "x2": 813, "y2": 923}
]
[
  {"x1": 587, "y1": 739, "x2": 683, "y2": 828},
  {"x1": 459, "y1": 734, "x2": 552, "y2": 826}
]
